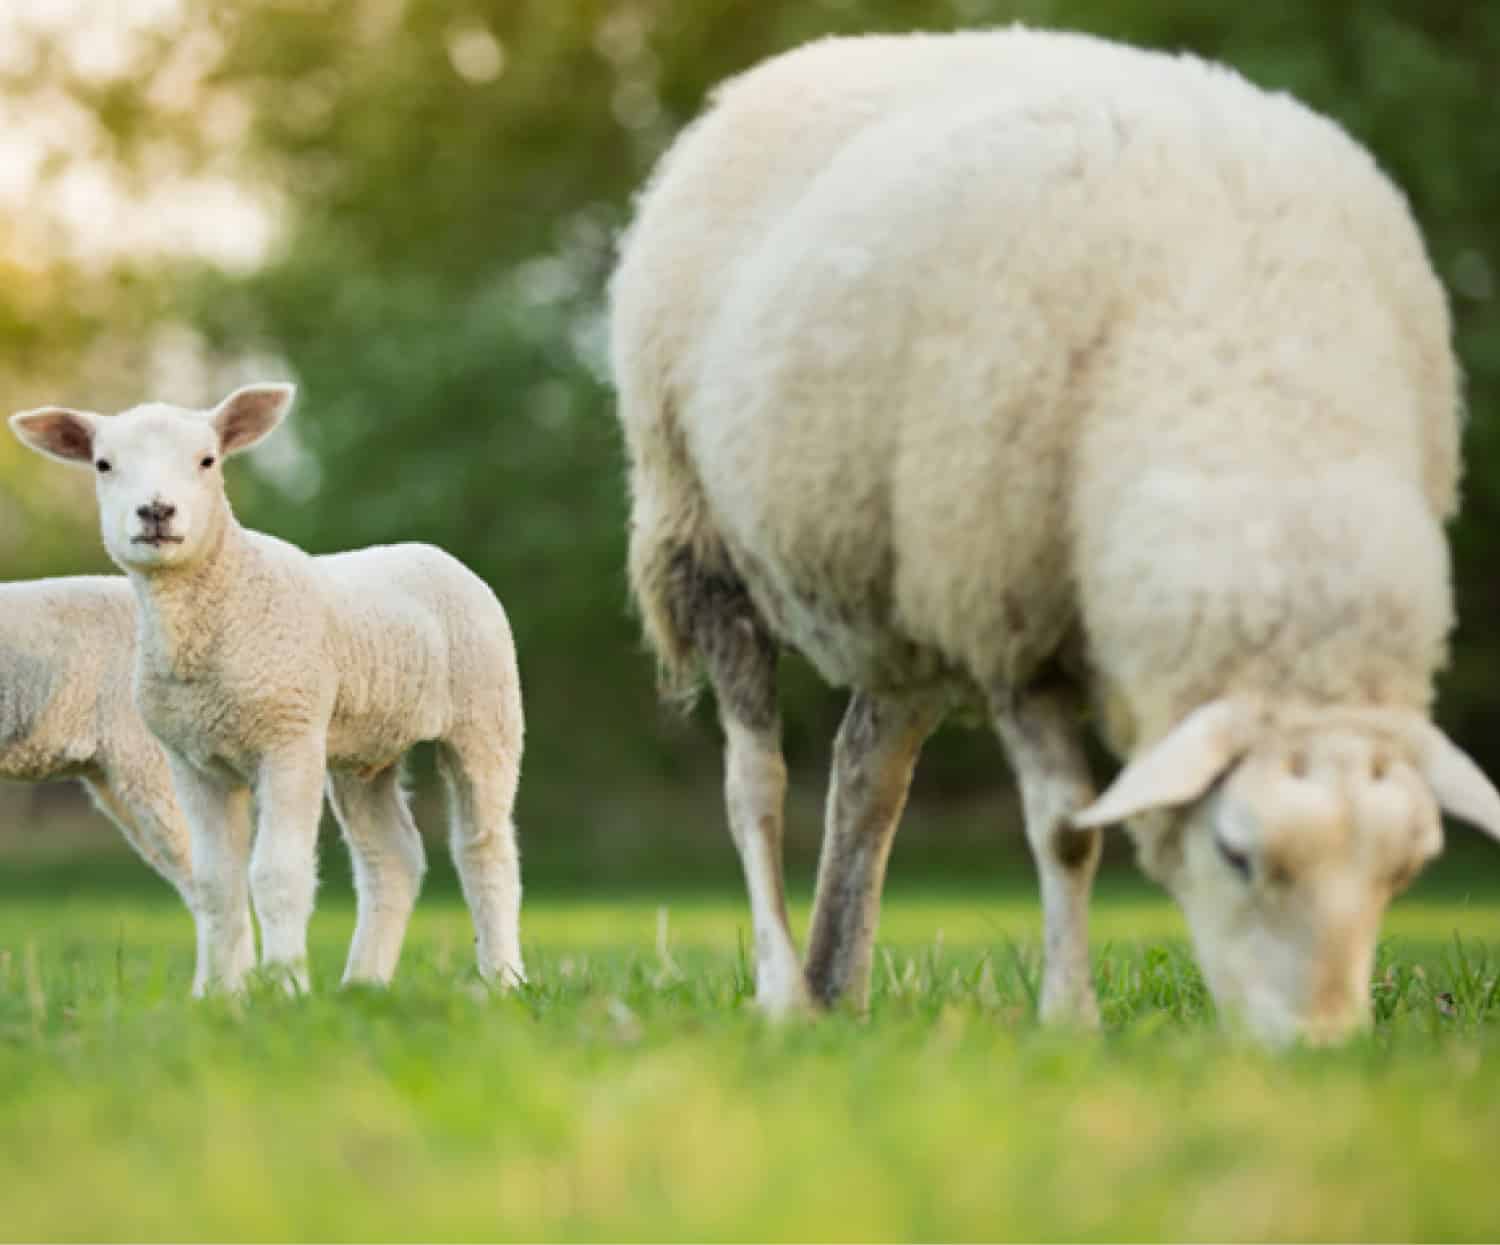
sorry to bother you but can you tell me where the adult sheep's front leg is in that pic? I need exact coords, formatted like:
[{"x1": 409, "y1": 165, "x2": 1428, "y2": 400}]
[
  {"x1": 250, "y1": 738, "x2": 329, "y2": 993},
  {"x1": 803, "y1": 692, "x2": 944, "y2": 1010},
  {"x1": 991, "y1": 687, "x2": 1102, "y2": 1025},
  {"x1": 167, "y1": 755, "x2": 256, "y2": 996}
]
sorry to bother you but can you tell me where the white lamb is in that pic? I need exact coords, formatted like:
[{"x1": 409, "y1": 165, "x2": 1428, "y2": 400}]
[
  {"x1": 11, "y1": 385, "x2": 526, "y2": 995},
  {"x1": 610, "y1": 28, "x2": 1500, "y2": 1042},
  {"x1": 0, "y1": 579, "x2": 220, "y2": 946}
]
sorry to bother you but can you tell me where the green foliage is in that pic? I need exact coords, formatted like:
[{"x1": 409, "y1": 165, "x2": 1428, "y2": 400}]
[
  {"x1": 3, "y1": 0, "x2": 1499, "y2": 852},
  {"x1": 2, "y1": 888, "x2": 1500, "y2": 1239}
]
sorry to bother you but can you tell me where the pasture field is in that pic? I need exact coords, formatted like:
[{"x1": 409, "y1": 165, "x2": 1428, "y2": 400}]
[{"x1": 2, "y1": 850, "x2": 1500, "y2": 1241}]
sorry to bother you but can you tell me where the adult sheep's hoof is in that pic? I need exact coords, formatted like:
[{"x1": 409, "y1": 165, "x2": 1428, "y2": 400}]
[{"x1": 754, "y1": 949, "x2": 815, "y2": 1019}]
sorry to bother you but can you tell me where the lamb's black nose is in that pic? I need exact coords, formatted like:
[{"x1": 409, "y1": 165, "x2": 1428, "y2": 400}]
[{"x1": 137, "y1": 501, "x2": 176, "y2": 523}]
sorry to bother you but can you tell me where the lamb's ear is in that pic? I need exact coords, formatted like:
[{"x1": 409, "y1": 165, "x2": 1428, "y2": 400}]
[
  {"x1": 1405, "y1": 719, "x2": 1500, "y2": 841},
  {"x1": 210, "y1": 383, "x2": 295, "y2": 457},
  {"x1": 9, "y1": 407, "x2": 101, "y2": 466},
  {"x1": 1071, "y1": 698, "x2": 1256, "y2": 829}
]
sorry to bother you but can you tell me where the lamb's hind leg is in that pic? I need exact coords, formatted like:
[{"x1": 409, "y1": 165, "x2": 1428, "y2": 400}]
[
  {"x1": 686, "y1": 568, "x2": 806, "y2": 1015},
  {"x1": 328, "y1": 767, "x2": 426, "y2": 986},
  {"x1": 991, "y1": 686, "x2": 1102, "y2": 1025},
  {"x1": 436, "y1": 734, "x2": 524, "y2": 987},
  {"x1": 83, "y1": 772, "x2": 194, "y2": 908},
  {"x1": 803, "y1": 692, "x2": 944, "y2": 1010}
]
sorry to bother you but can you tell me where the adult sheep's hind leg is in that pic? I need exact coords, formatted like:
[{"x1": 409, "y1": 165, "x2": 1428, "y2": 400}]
[
  {"x1": 328, "y1": 768, "x2": 426, "y2": 986},
  {"x1": 991, "y1": 686, "x2": 1102, "y2": 1025},
  {"x1": 683, "y1": 563, "x2": 807, "y2": 1015},
  {"x1": 437, "y1": 734, "x2": 524, "y2": 987},
  {"x1": 803, "y1": 692, "x2": 943, "y2": 1010}
]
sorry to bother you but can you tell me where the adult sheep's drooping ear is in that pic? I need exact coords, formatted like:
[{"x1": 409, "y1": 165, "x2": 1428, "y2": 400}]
[
  {"x1": 210, "y1": 383, "x2": 296, "y2": 457},
  {"x1": 1404, "y1": 718, "x2": 1500, "y2": 841},
  {"x1": 9, "y1": 407, "x2": 102, "y2": 466},
  {"x1": 1071, "y1": 698, "x2": 1257, "y2": 829}
]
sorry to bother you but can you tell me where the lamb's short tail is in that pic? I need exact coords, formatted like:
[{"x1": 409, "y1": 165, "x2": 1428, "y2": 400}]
[{"x1": 621, "y1": 390, "x2": 732, "y2": 708}]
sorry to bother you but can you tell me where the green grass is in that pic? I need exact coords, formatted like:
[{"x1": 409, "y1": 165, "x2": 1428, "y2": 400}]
[{"x1": 2, "y1": 881, "x2": 1500, "y2": 1241}]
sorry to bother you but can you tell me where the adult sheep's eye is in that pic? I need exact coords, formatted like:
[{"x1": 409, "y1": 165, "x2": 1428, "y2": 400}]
[
  {"x1": 95, "y1": 459, "x2": 112, "y2": 473},
  {"x1": 200, "y1": 455, "x2": 216, "y2": 470},
  {"x1": 1216, "y1": 836, "x2": 1252, "y2": 882}
]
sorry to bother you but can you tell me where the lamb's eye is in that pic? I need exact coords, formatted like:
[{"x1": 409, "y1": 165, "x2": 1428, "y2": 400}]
[
  {"x1": 1216, "y1": 836, "x2": 1252, "y2": 882},
  {"x1": 95, "y1": 459, "x2": 111, "y2": 473},
  {"x1": 200, "y1": 455, "x2": 216, "y2": 470}
]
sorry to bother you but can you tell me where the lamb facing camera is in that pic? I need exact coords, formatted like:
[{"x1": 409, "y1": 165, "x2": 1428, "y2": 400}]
[{"x1": 12, "y1": 385, "x2": 526, "y2": 995}]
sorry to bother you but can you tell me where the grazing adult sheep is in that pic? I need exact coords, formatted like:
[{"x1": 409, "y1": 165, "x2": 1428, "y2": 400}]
[
  {"x1": 11, "y1": 385, "x2": 526, "y2": 995},
  {"x1": 0, "y1": 580, "x2": 228, "y2": 974},
  {"x1": 610, "y1": 28, "x2": 1500, "y2": 1041}
]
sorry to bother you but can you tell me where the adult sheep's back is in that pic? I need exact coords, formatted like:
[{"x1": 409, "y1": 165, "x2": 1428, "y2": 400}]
[{"x1": 610, "y1": 26, "x2": 1459, "y2": 708}]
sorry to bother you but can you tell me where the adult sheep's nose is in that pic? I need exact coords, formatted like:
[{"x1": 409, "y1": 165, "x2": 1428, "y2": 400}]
[{"x1": 137, "y1": 501, "x2": 176, "y2": 523}]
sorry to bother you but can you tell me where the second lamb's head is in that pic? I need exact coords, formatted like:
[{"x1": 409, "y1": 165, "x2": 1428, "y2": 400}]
[{"x1": 10, "y1": 384, "x2": 294, "y2": 573}]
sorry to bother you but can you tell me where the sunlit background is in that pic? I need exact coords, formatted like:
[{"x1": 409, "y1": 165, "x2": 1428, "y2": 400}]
[{"x1": 2, "y1": 0, "x2": 1498, "y2": 890}]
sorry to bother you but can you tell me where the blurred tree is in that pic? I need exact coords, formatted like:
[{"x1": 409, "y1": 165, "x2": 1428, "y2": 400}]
[{"x1": 2, "y1": 0, "x2": 1497, "y2": 880}]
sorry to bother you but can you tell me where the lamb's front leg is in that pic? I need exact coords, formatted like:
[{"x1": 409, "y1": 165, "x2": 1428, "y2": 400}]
[
  {"x1": 167, "y1": 755, "x2": 255, "y2": 996},
  {"x1": 991, "y1": 686, "x2": 1102, "y2": 1025},
  {"x1": 328, "y1": 767, "x2": 426, "y2": 986},
  {"x1": 251, "y1": 737, "x2": 328, "y2": 993}
]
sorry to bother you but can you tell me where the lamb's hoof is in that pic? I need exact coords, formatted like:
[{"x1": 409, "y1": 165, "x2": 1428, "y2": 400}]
[
  {"x1": 339, "y1": 972, "x2": 393, "y2": 991},
  {"x1": 229, "y1": 938, "x2": 257, "y2": 982},
  {"x1": 191, "y1": 933, "x2": 258, "y2": 999},
  {"x1": 478, "y1": 960, "x2": 527, "y2": 991},
  {"x1": 191, "y1": 974, "x2": 249, "y2": 1001},
  {"x1": 259, "y1": 960, "x2": 311, "y2": 996}
]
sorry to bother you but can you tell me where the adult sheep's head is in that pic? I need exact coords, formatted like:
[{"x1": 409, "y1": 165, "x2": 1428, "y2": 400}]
[
  {"x1": 1073, "y1": 699, "x2": 1500, "y2": 1045},
  {"x1": 10, "y1": 384, "x2": 294, "y2": 572}
]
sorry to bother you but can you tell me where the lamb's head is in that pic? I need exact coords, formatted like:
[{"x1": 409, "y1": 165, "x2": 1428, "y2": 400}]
[
  {"x1": 10, "y1": 384, "x2": 294, "y2": 572},
  {"x1": 1074, "y1": 699, "x2": 1500, "y2": 1045}
]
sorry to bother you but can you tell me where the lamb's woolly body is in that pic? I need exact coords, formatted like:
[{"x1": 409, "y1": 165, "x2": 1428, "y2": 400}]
[
  {"x1": 135, "y1": 533, "x2": 523, "y2": 783},
  {"x1": 128, "y1": 508, "x2": 526, "y2": 993},
  {"x1": 0, "y1": 577, "x2": 193, "y2": 899},
  {"x1": 611, "y1": 27, "x2": 1459, "y2": 747}
]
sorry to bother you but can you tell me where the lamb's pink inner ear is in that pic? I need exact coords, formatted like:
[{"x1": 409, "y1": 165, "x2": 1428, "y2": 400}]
[
  {"x1": 8, "y1": 408, "x2": 98, "y2": 465},
  {"x1": 212, "y1": 383, "x2": 296, "y2": 457}
]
